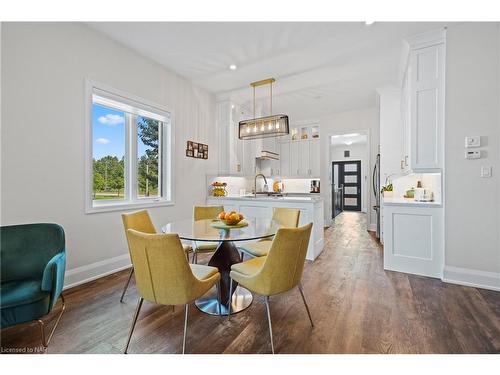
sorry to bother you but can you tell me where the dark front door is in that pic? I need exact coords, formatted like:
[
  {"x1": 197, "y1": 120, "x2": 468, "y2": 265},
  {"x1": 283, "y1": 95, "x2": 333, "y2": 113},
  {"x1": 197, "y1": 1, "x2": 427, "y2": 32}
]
[{"x1": 332, "y1": 161, "x2": 361, "y2": 211}]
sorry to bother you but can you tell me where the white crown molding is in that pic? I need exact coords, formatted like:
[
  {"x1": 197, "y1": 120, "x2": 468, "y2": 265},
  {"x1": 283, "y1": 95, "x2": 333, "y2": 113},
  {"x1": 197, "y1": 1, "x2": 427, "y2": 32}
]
[
  {"x1": 405, "y1": 28, "x2": 447, "y2": 50},
  {"x1": 443, "y1": 266, "x2": 500, "y2": 292}
]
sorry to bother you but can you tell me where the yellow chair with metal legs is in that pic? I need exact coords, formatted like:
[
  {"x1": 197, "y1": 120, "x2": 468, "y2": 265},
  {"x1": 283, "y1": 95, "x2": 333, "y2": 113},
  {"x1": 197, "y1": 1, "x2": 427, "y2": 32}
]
[
  {"x1": 123, "y1": 229, "x2": 221, "y2": 354},
  {"x1": 120, "y1": 210, "x2": 191, "y2": 302},
  {"x1": 228, "y1": 223, "x2": 314, "y2": 354},
  {"x1": 239, "y1": 207, "x2": 301, "y2": 258},
  {"x1": 191, "y1": 205, "x2": 224, "y2": 264}
]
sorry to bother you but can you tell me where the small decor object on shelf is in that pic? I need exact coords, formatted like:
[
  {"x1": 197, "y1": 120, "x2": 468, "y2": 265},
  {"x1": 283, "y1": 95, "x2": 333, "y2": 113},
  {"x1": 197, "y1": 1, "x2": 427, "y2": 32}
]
[
  {"x1": 381, "y1": 183, "x2": 393, "y2": 197},
  {"x1": 211, "y1": 182, "x2": 227, "y2": 197},
  {"x1": 186, "y1": 141, "x2": 208, "y2": 159}
]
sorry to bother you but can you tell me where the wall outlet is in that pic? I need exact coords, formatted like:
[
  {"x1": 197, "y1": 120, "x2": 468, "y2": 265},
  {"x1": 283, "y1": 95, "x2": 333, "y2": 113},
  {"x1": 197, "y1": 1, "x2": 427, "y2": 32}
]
[
  {"x1": 465, "y1": 150, "x2": 481, "y2": 159},
  {"x1": 465, "y1": 136, "x2": 481, "y2": 148},
  {"x1": 480, "y1": 166, "x2": 492, "y2": 178}
]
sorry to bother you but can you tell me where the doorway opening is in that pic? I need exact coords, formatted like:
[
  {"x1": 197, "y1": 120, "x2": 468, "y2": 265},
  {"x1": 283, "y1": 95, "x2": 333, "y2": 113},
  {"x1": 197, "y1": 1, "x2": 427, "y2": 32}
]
[
  {"x1": 330, "y1": 133, "x2": 368, "y2": 219},
  {"x1": 332, "y1": 160, "x2": 362, "y2": 212}
]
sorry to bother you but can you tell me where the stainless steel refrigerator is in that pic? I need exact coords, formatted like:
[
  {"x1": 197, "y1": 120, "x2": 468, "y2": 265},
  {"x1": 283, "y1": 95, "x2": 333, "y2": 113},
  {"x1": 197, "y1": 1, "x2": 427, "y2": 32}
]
[{"x1": 372, "y1": 153, "x2": 381, "y2": 238}]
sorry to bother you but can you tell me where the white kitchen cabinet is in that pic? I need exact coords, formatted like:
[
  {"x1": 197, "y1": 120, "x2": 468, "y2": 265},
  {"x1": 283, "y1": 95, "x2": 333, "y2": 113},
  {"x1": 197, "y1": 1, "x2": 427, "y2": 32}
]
[
  {"x1": 242, "y1": 139, "x2": 257, "y2": 176},
  {"x1": 383, "y1": 202, "x2": 443, "y2": 278},
  {"x1": 409, "y1": 43, "x2": 444, "y2": 170},
  {"x1": 398, "y1": 29, "x2": 445, "y2": 173},
  {"x1": 279, "y1": 141, "x2": 291, "y2": 176},
  {"x1": 299, "y1": 140, "x2": 310, "y2": 176},
  {"x1": 290, "y1": 141, "x2": 300, "y2": 176},
  {"x1": 309, "y1": 139, "x2": 320, "y2": 177},
  {"x1": 217, "y1": 101, "x2": 244, "y2": 175}
]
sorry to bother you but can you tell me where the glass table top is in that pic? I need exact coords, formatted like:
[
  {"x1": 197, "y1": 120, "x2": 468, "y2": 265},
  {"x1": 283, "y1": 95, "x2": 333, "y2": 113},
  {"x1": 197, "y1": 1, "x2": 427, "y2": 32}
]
[{"x1": 161, "y1": 218, "x2": 280, "y2": 242}]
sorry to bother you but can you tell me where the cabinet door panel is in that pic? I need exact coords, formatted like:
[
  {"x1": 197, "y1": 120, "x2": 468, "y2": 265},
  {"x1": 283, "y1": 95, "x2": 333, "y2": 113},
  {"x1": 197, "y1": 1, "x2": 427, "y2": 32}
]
[
  {"x1": 290, "y1": 142, "x2": 300, "y2": 176},
  {"x1": 310, "y1": 139, "x2": 320, "y2": 177},
  {"x1": 279, "y1": 141, "x2": 290, "y2": 176},
  {"x1": 410, "y1": 43, "x2": 444, "y2": 170},
  {"x1": 299, "y1": 140, "x2": 310, "y2": 176}
]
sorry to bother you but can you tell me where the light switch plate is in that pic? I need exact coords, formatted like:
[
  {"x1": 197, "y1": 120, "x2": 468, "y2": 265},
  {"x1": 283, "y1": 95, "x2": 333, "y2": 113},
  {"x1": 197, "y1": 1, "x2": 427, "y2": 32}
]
[
  {"x1": 465, "y1": 136, "x2": 481, "y2": 148},
  {"x1": 481, "y1": 166, "x2": 492, "y2": 178}
]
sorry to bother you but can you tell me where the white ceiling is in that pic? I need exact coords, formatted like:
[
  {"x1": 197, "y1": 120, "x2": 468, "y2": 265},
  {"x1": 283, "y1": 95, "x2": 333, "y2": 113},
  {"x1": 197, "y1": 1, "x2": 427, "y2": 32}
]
[
  {"x1": 331, "y1": 133, "x2": 367, "y2": 146},
  {"x1": 87, "y1": 22, "x2": 450, "y2": 120}
]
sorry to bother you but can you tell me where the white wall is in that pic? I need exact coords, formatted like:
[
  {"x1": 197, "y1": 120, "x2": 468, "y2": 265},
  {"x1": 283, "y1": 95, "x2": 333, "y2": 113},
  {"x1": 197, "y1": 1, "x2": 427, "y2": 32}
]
[
  {"x1": 330, "y1": 140, "x2": 368, "y2": 212},
  {"x1": 320, "y1": 107, "x2": 379, "y2": 228},
  {"x1": 443, "y1": 22, "x2": 500, "y2": 289},
  {"x1": 1, "y1": 23, "x2": 217, "y2": 288}
]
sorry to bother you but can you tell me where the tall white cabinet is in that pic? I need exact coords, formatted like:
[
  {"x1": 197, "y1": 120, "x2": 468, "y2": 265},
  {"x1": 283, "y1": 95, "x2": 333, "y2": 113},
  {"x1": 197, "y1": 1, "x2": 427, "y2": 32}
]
[
  {"x1": 381, "y1": 29, "x2": 446, "y2": 280},
  {"x1": 400, "y1": 30, "x2": 446, "y2": 173}
]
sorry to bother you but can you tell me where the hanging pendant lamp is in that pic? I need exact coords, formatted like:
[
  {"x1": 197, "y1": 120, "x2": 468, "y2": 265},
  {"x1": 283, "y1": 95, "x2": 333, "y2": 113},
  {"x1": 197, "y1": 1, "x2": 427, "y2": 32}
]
[{"x1": 238, "y1": 78, "x2": 289, "y2": 140}]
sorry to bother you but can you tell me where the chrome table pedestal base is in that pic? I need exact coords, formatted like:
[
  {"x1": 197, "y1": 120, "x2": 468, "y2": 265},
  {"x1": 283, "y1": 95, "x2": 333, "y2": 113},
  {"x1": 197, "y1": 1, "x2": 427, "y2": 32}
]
[{"x1": 195, "y1": 286, "x2": 253, "y2": 316}]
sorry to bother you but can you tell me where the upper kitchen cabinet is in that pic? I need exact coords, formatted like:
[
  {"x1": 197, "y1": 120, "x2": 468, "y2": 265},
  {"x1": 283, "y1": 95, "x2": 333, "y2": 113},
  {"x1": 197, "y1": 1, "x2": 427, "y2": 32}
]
[
  {"x1": 310, "y1": 138, "x2": 321, "y2": 177},
  {"x1": 281, "y1": 124, "x2": 321, "y2": 178},
  {"x1": 402, "y1": 29, "x2": 446, "y2": 172},
  {"x1": 217, "y1": 101, "x2": 263, "y2": 176}
]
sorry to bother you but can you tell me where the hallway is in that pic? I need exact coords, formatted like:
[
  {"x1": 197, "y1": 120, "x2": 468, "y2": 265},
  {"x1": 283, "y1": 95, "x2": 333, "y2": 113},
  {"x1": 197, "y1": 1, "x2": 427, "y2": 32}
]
[{"x1": 2, "y1": 212, "x2": 499, "y2": 353}]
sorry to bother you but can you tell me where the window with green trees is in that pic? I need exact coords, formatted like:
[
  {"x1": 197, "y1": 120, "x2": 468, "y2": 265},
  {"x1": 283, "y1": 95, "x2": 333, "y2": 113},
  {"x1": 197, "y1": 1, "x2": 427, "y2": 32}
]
[{"x1": 88, "y1": 85, "x2": 171, "y2": 212}]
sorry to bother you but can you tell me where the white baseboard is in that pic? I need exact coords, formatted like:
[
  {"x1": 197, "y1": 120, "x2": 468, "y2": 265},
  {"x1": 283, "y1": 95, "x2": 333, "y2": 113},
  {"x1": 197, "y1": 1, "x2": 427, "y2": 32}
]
[
  {"x1": 442, "y1": 266, "x2": 500, "y2": 292},
  {"x1": 368, "y1": 223, "x2": 377, "y2": 232},
  {"x1": 64, "y1": 253, "x2": 131, "y2": 290}
]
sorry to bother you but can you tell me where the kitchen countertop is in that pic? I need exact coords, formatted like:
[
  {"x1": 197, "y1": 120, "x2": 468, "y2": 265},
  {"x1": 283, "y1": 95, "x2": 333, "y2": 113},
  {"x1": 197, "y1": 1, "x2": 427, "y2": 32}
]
[
  {"x1": 208, "y1": 194, "x2": 323, "y2": 203},
  {"x1": 382, "y1": 197, "x2": 442, "y2": 208}
]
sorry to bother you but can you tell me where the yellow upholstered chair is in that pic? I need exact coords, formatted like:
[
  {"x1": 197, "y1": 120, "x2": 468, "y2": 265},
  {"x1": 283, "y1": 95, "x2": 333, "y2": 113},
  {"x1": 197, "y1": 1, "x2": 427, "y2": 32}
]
[
  {"x1": 120, "y1": 210, "x2": 191, "y2": 302},
  {"x1": 191, "y1": 205, "x2": 224, "y2": 264},
  {"x1": 123, "y1": 229, "x2": 221, "y2": 354},
  {"x1": 229, "y1": 223, "x2": 314, "y2": 354},
  {"x1": 239, "y1": 207, "x2": 301, "y2": 258}
]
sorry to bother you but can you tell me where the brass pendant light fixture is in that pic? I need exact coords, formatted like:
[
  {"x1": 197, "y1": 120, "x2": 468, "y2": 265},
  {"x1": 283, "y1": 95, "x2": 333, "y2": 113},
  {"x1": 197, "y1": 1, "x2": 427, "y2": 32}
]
[{"x1": 238, "y1": 78, "x2": 289, "y2": 140}]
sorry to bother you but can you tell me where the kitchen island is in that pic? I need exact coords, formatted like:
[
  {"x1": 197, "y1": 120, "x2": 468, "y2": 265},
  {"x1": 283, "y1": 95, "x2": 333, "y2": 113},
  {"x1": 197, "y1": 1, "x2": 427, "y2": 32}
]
[{"x1": 206, "y1": 195, "x2": 324, "y2": 261}]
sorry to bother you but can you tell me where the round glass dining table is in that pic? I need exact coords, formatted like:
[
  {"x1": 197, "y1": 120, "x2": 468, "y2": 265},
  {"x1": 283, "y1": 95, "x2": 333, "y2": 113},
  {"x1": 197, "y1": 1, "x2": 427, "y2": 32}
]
[
  {"x1": 162, "y1": 217, "x2": 280, "y2": 315},
  {"x1": 162, "y1": 217, "x2": 279, "y2": 316}
]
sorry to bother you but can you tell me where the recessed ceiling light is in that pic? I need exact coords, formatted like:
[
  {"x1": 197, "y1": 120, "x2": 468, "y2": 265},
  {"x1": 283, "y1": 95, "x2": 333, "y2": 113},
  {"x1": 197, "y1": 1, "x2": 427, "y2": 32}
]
[
  {"x1": 332, "y1": 135, "x2": 340, "y2": 138},
  {"x1": 229, "y1": 64, "x2": 237, "y2": 70},
  {"x1": 344, "y1": 141, "x2": 353, "y2": 146},
  {"x1": 365, "y1": 21, "x2": 375, "y2": 25},
  {"x1": 343, "y1": 133, "x2": 359, "y2": 137}
]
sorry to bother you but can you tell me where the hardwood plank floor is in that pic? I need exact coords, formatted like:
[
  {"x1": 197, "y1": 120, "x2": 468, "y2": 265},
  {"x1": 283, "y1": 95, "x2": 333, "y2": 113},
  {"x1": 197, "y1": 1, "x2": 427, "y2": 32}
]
[{"x1": 1, "y1": 212, "x2": 499, "y2": 354}]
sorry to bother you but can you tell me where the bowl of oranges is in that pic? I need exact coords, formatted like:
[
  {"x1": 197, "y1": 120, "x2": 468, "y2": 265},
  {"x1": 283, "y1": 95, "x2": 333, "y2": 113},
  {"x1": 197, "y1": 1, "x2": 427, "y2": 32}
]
[{"x1": 217, "y1": 210, "x2": 245, "y2": 226}]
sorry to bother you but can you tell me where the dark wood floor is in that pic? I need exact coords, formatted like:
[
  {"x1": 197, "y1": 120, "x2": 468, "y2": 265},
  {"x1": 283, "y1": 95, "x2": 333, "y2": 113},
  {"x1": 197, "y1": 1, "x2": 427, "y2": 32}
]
[{"x1": 2, "y1": 212, "x2": 499, "y2": 354}]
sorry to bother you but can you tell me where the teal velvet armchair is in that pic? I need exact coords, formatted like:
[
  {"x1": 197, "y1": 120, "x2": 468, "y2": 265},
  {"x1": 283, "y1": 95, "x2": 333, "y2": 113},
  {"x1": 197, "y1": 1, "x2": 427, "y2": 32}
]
[{"x1": 1, "y1": 223, "x2": 66, "y2": 348}]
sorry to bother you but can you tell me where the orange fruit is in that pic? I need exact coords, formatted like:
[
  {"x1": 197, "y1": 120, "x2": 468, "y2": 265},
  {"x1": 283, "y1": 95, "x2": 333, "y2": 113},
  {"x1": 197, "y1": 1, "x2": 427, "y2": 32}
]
[
  {"x1": 218, "y1": 211, "x2": 226, "y2": 220},
  {"x1": 239, "y1": 213, "x2": 244, "y2": 220}
]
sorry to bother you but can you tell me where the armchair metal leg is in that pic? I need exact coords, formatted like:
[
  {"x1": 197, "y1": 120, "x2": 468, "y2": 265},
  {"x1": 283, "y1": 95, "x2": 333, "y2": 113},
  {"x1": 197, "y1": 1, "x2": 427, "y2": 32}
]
[
  {"x1": 298, "y1": 283, "x2": 314, "y2": 327},
  {"x1": 182, "y1": 304, "x2": 189, "y2": 354},
  {"x1": 120, "y1": 268, "x2": 134, "y2": 303},
  {"x1": 227, "y1": 278, "x2": 233, "y2": 320},
  {"x1": 124, "y1": 297, "x2": 143, "y2": 354},
  {"x1": 37, "y1": 293, "x2": 66, "y2": 349},
  {"x1": 264, "y1": 296, "x2": 275, "y2": 354}
]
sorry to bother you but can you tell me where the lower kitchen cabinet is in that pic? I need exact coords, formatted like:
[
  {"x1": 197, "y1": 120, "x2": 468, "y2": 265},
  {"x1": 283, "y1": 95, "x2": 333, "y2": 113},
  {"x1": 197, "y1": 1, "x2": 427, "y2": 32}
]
[{"x1": 382, "y1": 202, "x2": 444, "y2": 278}]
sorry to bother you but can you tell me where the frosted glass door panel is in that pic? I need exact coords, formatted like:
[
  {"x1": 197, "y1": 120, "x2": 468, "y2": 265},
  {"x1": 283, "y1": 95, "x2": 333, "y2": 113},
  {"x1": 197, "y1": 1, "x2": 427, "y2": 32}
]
[{"x1": 344, "y1": 175, "x2": 358, "y2": 183}]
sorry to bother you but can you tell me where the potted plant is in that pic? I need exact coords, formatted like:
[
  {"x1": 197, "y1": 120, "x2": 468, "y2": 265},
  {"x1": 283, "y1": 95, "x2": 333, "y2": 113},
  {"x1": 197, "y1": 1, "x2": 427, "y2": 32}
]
[{"x1": 381, "y1": 183, "x2": 393, "y2": 198}]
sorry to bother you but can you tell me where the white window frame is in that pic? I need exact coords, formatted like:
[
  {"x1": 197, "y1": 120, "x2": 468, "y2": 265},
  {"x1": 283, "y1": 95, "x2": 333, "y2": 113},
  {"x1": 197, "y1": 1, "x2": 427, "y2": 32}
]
[{"x1": 85, "y1": 79, "x2": 175, "y2": 214}]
